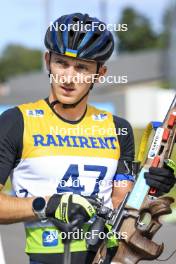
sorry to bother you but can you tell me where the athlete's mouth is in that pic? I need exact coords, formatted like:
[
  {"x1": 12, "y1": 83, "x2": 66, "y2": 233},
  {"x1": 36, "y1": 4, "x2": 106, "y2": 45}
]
[{"x1": 60, "y1": 86, "x2": 75, "y2": 92}]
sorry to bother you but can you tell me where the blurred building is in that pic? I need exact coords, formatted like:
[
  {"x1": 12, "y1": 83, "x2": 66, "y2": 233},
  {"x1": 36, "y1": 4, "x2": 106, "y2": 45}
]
[{"x1": 0, "y1": 49, "x2": 175, "y2": 127}]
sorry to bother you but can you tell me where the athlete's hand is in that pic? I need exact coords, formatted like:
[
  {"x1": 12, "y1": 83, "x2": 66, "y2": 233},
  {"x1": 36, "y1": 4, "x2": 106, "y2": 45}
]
[
  {"x1": 46, "y1": 193, "x2": 96, "y2": 224},
  {"x1": 144, "y1": 167, "x2": 176, "y2": 195}
]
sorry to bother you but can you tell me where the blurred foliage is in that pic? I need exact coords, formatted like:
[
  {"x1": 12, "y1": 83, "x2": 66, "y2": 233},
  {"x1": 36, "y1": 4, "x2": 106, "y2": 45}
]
[
  {"x1": 116, "y1": 7, "x2": 170, "y2": 52},
  {"x1": 0, "y1": 44, "x2": 42, "y2": 82},
  {"x1": 157, "y1": 8, "x2": 171, "y2": 49},
  {"x1": 160, "y1": 80, "x2": 173, "y2": 89},
  {"x1": 116, "y1": 8, "x2": 159, "y2": 52}
]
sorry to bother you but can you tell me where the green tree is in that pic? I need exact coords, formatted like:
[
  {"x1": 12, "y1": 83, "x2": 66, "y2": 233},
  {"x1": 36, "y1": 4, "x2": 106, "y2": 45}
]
[
  {"x1": 116, "y1": 7, "x2": 159, "y2": 52},
  {"x1": 0, "y1": 44, "x2": 42, "y2": 82},
  {"x1": 157, "y1": 8, "x2": 172, "y2": 49}
]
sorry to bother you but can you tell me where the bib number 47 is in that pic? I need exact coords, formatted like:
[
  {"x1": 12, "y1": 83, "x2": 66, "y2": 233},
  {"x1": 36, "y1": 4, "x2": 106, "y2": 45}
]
[{"x1": 57, "y1": 164, "x2": 107, "y2": 195}]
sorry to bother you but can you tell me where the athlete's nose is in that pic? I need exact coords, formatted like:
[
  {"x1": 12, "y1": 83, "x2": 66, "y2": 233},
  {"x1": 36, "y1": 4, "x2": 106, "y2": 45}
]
[{"x1": 64, "y1": 65, "x2": 76, "y2": 84}]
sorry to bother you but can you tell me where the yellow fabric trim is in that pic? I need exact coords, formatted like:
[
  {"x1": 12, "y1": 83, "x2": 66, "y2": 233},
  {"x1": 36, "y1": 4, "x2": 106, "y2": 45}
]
[
  {"x1": 20, "y1": 147, "x2": 119, "y2": 159},
  {"x1": 137, "y1": 122, "x2": 153, "y2": 163},
  {"x1": 25, "y1": 225, "x2": 88, "y2": 253},
  {"x1": 25, "y1": 224, "x2": 118, "y2": 254}
]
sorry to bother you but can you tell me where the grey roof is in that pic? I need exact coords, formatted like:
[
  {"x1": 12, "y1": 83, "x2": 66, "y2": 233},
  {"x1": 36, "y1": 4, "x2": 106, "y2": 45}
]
[
  {"x1": 0, "y1": 72, "x2": 49, "y2": 105},
  {"x1": 106, "y1": 49, "x2": 164, "y2": 84},
  {"x1": 0, "y1": 49, "x2": 165, "y2": 105}
]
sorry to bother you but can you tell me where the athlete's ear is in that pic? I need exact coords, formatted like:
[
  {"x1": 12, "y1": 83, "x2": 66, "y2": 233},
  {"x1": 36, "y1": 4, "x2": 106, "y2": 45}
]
[
  {"x1": 45, "y1": 51, "x2": 51, "y2": 72},
  {"x1": 95, "y1": 65, "x2": 107, "y2": 83}
]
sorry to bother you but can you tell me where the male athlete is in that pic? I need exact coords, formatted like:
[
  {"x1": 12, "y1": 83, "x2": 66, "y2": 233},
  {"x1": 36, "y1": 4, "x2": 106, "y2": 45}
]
[{"x1": 0, "y1": 13, "x2": 175, "y2": 264}]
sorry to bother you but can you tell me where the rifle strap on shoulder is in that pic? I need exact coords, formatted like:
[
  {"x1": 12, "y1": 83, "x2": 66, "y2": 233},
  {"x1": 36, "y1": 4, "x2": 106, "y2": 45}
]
[{"x1": 137, "y1": 121, "x2": 162, "y2": 163}]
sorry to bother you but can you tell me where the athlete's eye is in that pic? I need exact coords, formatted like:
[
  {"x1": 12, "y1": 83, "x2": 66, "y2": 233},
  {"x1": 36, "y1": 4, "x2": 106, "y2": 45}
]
[
  {"x1": 75, "y1": 64, "x2": 88, "y2": 71},
  {"x1": 55, "y1": 60, "x2": 68, "y2": 67}
]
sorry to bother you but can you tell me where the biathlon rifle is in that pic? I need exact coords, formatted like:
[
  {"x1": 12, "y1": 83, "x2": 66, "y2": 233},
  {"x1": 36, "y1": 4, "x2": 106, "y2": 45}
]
[{"x1": 91, "y1": 94, "x2": 176, "y2": 264}]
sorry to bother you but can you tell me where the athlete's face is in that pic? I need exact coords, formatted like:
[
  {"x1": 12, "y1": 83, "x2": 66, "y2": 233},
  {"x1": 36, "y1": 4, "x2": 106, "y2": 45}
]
[{"x1": 45, "y1": 52, "x2": 107, "y2": 104}]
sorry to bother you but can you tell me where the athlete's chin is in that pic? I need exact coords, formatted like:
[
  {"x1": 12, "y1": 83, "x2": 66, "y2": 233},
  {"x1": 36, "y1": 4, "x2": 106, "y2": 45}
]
[{"x1": 55, "y1": 95, "x2": 79, "y2": 105}]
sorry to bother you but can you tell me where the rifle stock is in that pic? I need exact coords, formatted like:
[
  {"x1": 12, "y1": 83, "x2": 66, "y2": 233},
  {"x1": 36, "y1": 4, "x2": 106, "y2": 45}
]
[{"x1": 112, "y1": 196, "x2": 174, "y2": 264}]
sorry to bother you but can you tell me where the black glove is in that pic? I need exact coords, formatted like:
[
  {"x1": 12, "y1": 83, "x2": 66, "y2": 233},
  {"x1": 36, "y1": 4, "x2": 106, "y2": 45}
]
[
  {"x1": 46, "y1": 193, "x2": 96, "y2": 224},
  {"x1": 144, "y1": 167, "x2": 176, "y2": 195}
]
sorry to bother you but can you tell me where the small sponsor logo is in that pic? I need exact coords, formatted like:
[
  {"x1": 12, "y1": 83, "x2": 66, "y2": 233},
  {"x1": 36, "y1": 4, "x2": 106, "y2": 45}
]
[
  {"x1": 42, "y1": 230, "x2": 58, "y2": 247},
  {"x1": 148, "y1": 127, "x2": 164, "y2": 159},
  {"x1": 92, "y1": 113, "x2": 107, "y2": 121},
  {"x1": 26, "y1": 109, "x2": 44, "y2": 117}
]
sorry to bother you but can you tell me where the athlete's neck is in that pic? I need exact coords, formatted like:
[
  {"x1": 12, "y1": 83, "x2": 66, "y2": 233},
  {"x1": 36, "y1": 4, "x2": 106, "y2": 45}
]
[{"x1": 48, "y1": 94, "x2": 88, "y2": 121}]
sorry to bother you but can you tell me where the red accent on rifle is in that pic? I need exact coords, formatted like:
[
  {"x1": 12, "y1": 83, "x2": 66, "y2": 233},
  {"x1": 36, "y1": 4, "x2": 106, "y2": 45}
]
[
  {"x1": 168, "y1": 114, "x2": 176, "y2": 128},
  {"x1": 162, "y1": 128, "x2": 170, "y2": 142},
  {"x1": 152, "y1": 156, "x2": 160, "y2": 167}
]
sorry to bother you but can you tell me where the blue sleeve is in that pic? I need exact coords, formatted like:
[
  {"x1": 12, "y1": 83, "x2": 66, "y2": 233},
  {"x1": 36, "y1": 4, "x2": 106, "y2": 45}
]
[{"x1": 113, "y1": 173, "x2": 135, "y2": 182}]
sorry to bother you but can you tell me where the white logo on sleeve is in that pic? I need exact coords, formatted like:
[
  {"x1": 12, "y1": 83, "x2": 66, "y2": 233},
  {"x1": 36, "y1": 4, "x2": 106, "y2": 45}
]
[
  {"x1": 26, "y1": 109, "x2": 44, "y2": 117},
  {"x1": 92, "y1": 114, "x2": 107, "y2": 121}
]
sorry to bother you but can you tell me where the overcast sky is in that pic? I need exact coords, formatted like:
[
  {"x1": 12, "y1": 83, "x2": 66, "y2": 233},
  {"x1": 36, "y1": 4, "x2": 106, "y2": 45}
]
[{"x1": 0, "y1": 0, "x2": 171, "y2": 53}]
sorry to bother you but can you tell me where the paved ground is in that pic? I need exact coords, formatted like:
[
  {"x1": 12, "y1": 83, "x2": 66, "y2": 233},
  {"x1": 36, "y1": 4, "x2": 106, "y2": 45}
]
[{"x1": 0, "y1": 222, "x2": 176, "y2": 264}]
